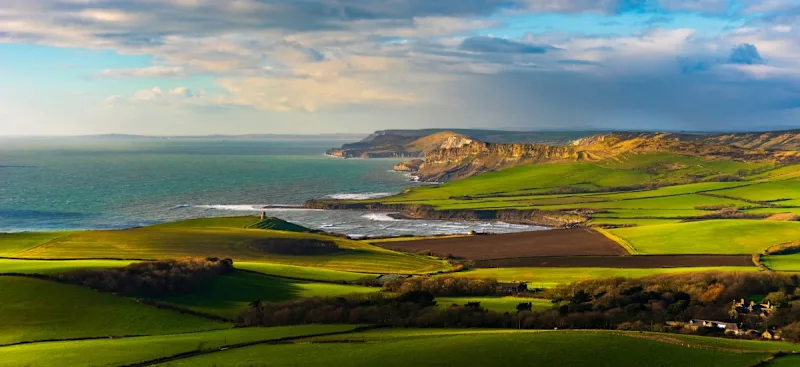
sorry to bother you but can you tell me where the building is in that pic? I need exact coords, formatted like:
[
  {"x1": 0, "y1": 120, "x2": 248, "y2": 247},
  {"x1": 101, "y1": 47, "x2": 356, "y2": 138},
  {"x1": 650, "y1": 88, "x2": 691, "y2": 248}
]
[
  {"x1": 686, "y1": 319, "x2": 742, "y2": 335},
  {"x1": 762, "y1": 330, "x2": 782, "y2": 340},
  {"x1": 730, "y1": 299, "x2": 775, "y2": 319}
]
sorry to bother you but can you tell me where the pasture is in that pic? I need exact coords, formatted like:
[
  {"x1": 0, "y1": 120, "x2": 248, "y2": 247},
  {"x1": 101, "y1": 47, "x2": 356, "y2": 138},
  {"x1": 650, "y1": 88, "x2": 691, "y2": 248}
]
[
  {"x1": 235, "y1": 262, "x2": 373, "y2": 282},
  {"x1": 609, "y1": 220, "x2": 800, "y2": 254},
  {"x1": 435, "y1": 297, "x2": 552, "y2": 313},
  {"x1": 0, "y1": 276, "x2": 228, "y2": 346}
]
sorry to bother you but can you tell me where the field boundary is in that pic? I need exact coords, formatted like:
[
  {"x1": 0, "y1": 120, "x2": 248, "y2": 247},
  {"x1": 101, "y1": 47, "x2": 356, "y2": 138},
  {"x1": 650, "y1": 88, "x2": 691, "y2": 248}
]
[
  {"x1": 594, "y1": 228, "x2": 638, "y2": 255},
  {"x1": 117, "y1": 325, "x2": 390, "y2": 367}
]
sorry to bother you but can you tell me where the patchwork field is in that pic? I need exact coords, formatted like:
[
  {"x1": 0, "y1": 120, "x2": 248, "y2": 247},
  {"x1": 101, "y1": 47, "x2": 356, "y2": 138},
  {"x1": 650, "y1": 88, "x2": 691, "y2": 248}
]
[{"x1": 0, "y1": 258, "x2": 135, "y2": 274}]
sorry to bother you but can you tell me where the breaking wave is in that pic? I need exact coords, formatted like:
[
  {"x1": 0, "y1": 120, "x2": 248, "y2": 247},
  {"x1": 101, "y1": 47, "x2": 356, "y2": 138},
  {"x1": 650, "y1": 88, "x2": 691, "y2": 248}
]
[{"x1": 325, "y1": 192, "x2": 394, "y2": 200}]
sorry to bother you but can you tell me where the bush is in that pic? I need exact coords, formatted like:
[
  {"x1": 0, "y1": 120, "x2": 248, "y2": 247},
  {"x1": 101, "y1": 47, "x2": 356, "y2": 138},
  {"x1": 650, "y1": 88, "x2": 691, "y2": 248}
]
[
  {"x1": 59, "y1": 258, "x2": 234, "y2": 298},
  {"x1": 383, "y1": 276, "x2": 500, "y2": 296}
]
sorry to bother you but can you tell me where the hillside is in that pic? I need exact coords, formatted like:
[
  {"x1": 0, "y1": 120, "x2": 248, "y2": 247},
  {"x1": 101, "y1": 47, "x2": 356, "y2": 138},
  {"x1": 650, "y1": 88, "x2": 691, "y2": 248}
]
[
  {"x1": 414, "y1": 132, "x2": 800, "y2": 182},
  {"x1": 325, "y1": 129, "x2": 597, "y2": 158}
]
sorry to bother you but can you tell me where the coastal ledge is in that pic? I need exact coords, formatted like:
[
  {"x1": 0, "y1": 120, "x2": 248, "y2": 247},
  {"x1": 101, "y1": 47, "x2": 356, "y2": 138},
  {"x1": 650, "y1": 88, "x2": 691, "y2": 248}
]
[{"x1": 303, "y1": 200, "x2": 588, "y2": 228}]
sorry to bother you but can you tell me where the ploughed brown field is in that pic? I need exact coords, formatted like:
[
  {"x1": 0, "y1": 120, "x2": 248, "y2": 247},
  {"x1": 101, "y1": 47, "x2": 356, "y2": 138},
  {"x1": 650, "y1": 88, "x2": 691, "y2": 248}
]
[
  {"x1": 473, "y1": 255, "x2": 755, "y2": 268},
  {"x1": 374, "y1": 228, "x2": 629, "y2": 259}
]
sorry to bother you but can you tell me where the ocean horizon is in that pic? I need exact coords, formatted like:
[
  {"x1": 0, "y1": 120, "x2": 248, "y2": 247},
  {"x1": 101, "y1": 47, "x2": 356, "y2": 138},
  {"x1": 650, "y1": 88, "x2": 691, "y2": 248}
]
[{"x1": 0, "y1": 137, "x2": 544, "y2": 237}]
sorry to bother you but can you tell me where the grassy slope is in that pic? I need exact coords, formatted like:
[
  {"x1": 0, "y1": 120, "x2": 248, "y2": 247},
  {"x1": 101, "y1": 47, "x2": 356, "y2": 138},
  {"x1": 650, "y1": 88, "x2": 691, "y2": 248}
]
[
  {"x1": 12, "y1": 227, "x2": 449, "y2": 274},
  {"x1": 764, "y1": 355, "x2": 800, "y2": 367},
  {"x1": 158, "y1": 330, "x2": 769, "y2": 367},
  {"x1": 610, "y1": 220, "x2": 800, "y2": 254},
  {"x1": 435, "y1": 297, "x2": 552, "y2": 313},
  {"x1": 147, "y1": 216, "x2": 261, "y2": 229},
  {"x1": 159, "y1": 271, "x2": 378, "y2": 319},
  {"x1": 762, "y1": 253, "x2": 800, "y2": 272},
  {"x1": 0, "y1": 325, "x2": 357, "y2": 367},
  {"x1": 236, "y1": 262, "x2": 373, "y2": 282},
  {"x1": 0, "y1": 276, "x2": 228, "y2": 345},
  {"x1": 0, "y1": 259, "x2": 135, "y2": 274},
  {"x1": 0, "y1": 232, "x2": 76, "y2": 256},
  {"x1": 446, "y1": 267, "x2": 759, "y2": 286}
]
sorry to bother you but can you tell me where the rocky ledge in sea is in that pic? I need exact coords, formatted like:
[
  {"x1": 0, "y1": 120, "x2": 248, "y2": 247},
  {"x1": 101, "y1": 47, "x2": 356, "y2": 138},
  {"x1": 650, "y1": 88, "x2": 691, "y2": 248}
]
[{"x1": 393, "y1": 159, "x2": 424, "y2": 173}]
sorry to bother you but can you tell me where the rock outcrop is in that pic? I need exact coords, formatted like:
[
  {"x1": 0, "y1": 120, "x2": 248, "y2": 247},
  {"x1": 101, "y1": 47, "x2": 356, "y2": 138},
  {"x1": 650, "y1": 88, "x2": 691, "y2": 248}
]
[{"x1": 393, "y1": 159, "x2": 424, "y2": 172}]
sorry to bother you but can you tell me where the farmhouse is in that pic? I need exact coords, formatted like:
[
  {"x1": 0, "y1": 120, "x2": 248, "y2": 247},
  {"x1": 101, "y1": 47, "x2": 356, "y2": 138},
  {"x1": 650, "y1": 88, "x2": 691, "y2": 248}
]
[
  {"x1": 686, "y1": 320, "x2": 742, "y2": 335},
  {"x1": 729, "y1": 299, "x2": 774, "y2": 319},
  {"x1": 762, "y1": 330, "x2": 782, "y2": 340}
]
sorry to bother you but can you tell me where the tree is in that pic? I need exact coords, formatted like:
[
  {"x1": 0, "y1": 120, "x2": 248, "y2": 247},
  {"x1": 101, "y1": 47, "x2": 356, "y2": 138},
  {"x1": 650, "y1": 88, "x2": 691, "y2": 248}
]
[{"x1": 516, "y1": 302, "x2": 533, "y2": 312}]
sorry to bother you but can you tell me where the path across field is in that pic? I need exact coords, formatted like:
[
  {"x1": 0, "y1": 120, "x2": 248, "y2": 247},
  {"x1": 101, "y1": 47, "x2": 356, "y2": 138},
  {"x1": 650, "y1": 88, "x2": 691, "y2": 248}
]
[{"x1": 474, "y1": 255, "x2": 755, "y2": 268}]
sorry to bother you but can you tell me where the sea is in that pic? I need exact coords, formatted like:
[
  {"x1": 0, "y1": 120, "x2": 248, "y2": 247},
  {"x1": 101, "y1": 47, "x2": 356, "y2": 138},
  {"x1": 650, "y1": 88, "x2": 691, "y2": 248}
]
[{"x1": 0, "y1": 137, "x2": 544, "y2": 237}]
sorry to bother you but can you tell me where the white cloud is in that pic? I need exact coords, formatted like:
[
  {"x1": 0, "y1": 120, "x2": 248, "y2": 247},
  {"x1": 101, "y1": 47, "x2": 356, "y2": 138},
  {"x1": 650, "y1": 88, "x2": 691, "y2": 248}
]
[{"x1": 100, "y1": 66, "x2": 186, "y2": 78}]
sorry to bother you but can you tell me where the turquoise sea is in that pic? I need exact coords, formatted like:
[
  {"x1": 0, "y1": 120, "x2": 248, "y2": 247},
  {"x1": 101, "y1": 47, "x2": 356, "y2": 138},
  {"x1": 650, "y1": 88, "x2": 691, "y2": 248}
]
[{"x1": 0, "y1": 137, "x2": 542, "y2": 236}]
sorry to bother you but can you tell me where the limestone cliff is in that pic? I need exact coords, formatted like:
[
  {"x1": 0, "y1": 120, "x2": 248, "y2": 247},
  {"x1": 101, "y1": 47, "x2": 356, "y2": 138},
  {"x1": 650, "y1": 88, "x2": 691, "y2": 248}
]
[{"x1": 415, "y1": 132, "x2": 800, "y2": 182}]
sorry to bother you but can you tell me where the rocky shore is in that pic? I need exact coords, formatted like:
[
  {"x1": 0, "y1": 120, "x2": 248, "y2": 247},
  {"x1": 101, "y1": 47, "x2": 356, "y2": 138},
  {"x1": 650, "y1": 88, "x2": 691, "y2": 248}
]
[{"x1": 303, "y1": 200, "x2": 588, "y2": 228}]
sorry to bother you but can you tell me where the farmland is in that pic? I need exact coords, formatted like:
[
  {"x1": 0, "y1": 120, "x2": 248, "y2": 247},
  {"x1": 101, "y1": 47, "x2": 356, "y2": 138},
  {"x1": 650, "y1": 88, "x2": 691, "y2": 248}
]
[{"x1": 150, "y1": 330, "x2": 775, "y2": 367}]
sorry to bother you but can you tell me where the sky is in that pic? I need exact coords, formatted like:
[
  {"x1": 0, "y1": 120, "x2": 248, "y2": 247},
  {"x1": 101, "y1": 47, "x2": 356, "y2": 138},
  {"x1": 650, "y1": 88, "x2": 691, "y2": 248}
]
[{"x1": 2, "y1": 1, "x2": 800, "y2": 135}]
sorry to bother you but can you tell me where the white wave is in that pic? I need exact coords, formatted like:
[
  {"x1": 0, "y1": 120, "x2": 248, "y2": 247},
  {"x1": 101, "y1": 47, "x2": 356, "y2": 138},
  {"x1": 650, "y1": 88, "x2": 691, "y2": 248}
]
[
  {"x1": 326, "y1": 192, "x2": 394, "y2": 200},
  {"x1": 360, "y1": 213, "x2": 398, "y2": 222},
  {"x1": 172, "y1": 204, "x2": 192, "y2": 209},
  {"x1": 195, "y1": 205, "x2": 264, "y2": 211}
]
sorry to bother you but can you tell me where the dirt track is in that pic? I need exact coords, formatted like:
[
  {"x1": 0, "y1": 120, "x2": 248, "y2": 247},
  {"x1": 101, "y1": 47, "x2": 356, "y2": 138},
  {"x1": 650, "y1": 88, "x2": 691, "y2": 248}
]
[
  {"x1": 374, "y1": 228, "x2": 629, "y2": 260},
  {"x1": 473, "y1": 255, "x2": 755, "y2": 268}
]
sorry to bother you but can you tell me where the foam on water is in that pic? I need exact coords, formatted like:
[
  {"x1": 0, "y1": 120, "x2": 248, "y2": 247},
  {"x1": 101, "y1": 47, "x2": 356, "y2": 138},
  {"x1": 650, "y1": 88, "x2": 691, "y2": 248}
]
[
  {"x1": 360, "y1": 212, "x2": 398, "y2": 222},
  {"x1": 325, "y1": 192, "x2": 395, "y2": 200}
]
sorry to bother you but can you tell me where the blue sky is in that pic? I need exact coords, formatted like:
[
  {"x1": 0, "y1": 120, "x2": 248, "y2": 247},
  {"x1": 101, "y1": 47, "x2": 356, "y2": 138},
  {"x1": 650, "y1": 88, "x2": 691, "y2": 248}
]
[{"x1": 1, "y1": 0, "x2": 800, "y2": 135}]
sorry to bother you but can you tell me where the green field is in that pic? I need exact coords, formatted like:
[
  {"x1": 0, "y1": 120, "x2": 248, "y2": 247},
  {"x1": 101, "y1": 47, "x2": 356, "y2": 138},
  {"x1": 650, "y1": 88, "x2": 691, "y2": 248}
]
[
  {"x1": 0, "y1": 276, "x2": 229, "y2": 346},
  {"x1": 236, "y1": 262, "x2": 373, "y2": 282},
  {"x1": 764, "y1": 355, "x2": 800, "y2": 367},
  {"x1": 610, "y1": 220, "x2": 800, "y2": 254},
  {"x1": 762, "y1": 253, "x2": 800, "y2": 272},
  {"x1": 0, "y1": 325, "x2": 358, "y2": 367},
  {"x1": 10, "y1": 226, "x2": 449, "y2": 274},
  {"x1": 713, "y1": 180, "x2": 800, "y2": 202},
  {"x1": 446, "y1": 267, "x2": 759, "y2": 286},
  {"x1": 0, "y1": 258, "x2": 135, "y2": 274},
  {"x1": 0, "y1": 232, "x2": 76, "y2": 256},
  {"x1": 155, "y1": 330, "x2": 771, "y2": 367},
  {"x1": 159, "y1": 271, "x2": 378, "y2": 319},
  {"x1": 147, "y1": 216, "x2": 261, "y2": 229},
  {"x1": 435, "y1": 297, "x2": 552, "y2": 312}
]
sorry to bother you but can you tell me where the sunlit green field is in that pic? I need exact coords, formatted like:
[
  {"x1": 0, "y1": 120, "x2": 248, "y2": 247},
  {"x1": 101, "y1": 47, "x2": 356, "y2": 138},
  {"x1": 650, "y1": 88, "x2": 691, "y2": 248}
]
[
  {"x1": 155, "y1": 330, "x2": 771, "y2": 367},
  {"x1": 159, "y1": 271, "x2": 378, "y2": 319},
  {"x1": 0, "y1": 325, "x2": 357, "y2": 367},
  {"x1": 762, "y1": 253, "x2": 800, "y2": 272},
  {"x1": 610, "y1": 220, "x2": 800, "y2": 254},
  {"x1": 0, "y1": 259, "x2": 135, "y2": 274},
  {"x1": 9, "y1": 226, "x2": 450, "y2": 274},
  {"x1": 0, "y1": 232, "x2": 77, "y2": 256},
  {"x1": 0, "y1": 276, "x2": 229, "y2": 346},
  {"x1": 445, "y1": 267, "x2": 759, "y2": 286}
]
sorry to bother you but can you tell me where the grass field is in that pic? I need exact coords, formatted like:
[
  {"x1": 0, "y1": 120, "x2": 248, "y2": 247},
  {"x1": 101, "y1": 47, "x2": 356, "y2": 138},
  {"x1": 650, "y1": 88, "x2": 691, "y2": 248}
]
[
  {"x1": 10, "y1": 226, "x2": 450, "y2": 274},
  {"x1": 0, "y1": 259, "x2": 135, "y2": 274},
  {"x1": 0, "y1": 276, "x2": 229, "y2": 345},
  {"x1": 446, "y1": 267, "x2": 759, "y2": 286},
  {"x1": 0, "y1": 325, "x2": 358, "y2": 367},
  {"x1": 764, "y1": 355, "x2": 800, "y2": 366},
  {"x1": 609, "y1": 220, "x2": 800, "y2": 254},
  {"x1": 236, "y1": 262, "x2": 374, "y2": 282},
  {"x1": 147, "y1": 216, "x2": 261, "y2": 229},
  {"x1": 155, "y1": 330, "x2": 771, "y2": 367},
  {"x1": 159, "y1": 271, "x2": 378, "y2": 319},
  {"x1": 713, "y1": 180, "x2": 800, "y2": 202},
  {"x1": 0, "y1": 232, "x2": 76, "y2": 256},
  {"x1": 762, "y1": 253, "x2": 800, "y2": 272},
  {"x1": 435, "y1": 297, "x2": 552, "y2": 312}
]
